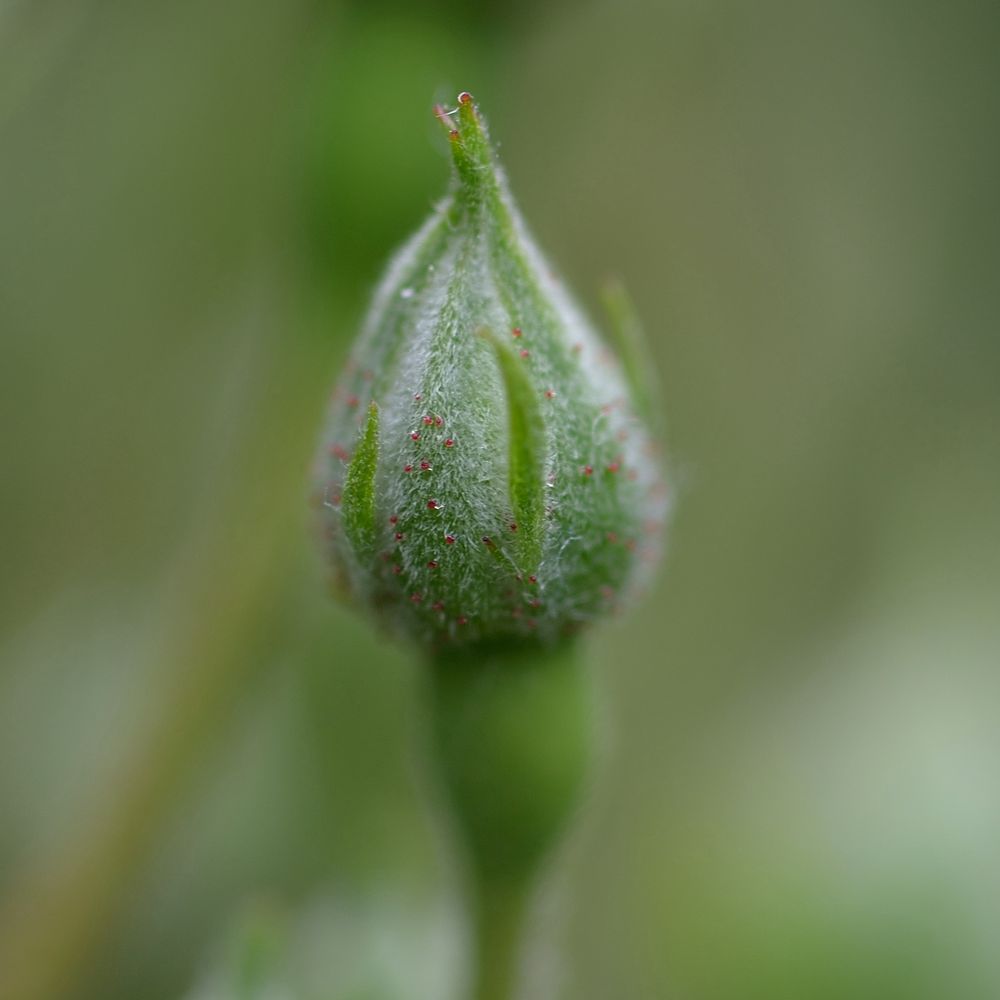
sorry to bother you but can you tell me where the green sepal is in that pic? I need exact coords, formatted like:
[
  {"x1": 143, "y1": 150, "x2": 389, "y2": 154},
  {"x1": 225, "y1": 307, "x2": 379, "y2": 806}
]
[
  {"x1": 342, "y1": 401, "x2": 379, "y2": 555},
  {"x1": 600, "y1": 278, "x2": 661, "y2": 430},
  {"x1": 481, "y1": 328, "x2": 546, "y2": 578}
]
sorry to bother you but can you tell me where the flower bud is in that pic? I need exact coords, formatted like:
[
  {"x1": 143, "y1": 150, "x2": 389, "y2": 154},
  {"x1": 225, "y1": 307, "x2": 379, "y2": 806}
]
[{"x1": 314, "y1": 93, "x2": 667, "y2": 650}]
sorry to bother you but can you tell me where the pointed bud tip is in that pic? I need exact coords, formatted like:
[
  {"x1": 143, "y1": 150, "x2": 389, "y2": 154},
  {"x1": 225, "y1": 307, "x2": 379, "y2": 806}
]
[{"x1": 434, "y1": 91, "x2": 496, "y2": 192}]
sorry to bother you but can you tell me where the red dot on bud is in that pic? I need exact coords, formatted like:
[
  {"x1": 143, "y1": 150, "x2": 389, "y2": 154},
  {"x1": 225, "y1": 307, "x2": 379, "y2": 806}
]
[
  {"x1": 395, "y1": 532, "x2": 405, "y2": 541},
  {"x1": 458, "y1": 91, "x2": 473, "y2": 105},
  {"x1": 427, "y1": 560, "x2": 438, "y2": 569},
  {"x1": 432, "y1": 601, "x2": 445, "y2": 612},
  {"x1": 528, "y1": 575, "x2": 538, "y2": 584},
  {"x1": 389, "y1": 515, "x2": 398, "y2": 525},
  {"x1": 427, "y1": 499, "x2": 440, "y2": 510},
  {"x1": 448, "y1": 129, "x2": 460, "y2": 140},
  {"x1": 434, "y1": 416, "x2": 443, "y2": 427},
  {"x1": 404, "y1": 464, "x2": 414, "y2": 473},
  {"x1": 512, "y1": 327, "x2": 522, "y2": 338},
  {"x1": 520, "y1": 349, "x2": 530, "y2": 359},
  {"x1": 422, "y1": 415, "x2": 433, "y2": 425},
  {"x1": 583, "y1": 465, "x2": 594, "y2": 476},
  {"x1": 457, "y1": 616, "x2": 468, "y2": 625},
  {"x1": 445, "y1": 534, "x2": 456, "y2": 544},
  {"x1": 607, "y1": 462, "x2": 621, "y2": 473},
  {"x1": 410, "y1": 431, "x2": 421, "y2": 441},
  {"x1": 329, "y1": 443, "x2": 350, "y2": 460},
  {"x1": 414, "y1": 393, "x2": 422, "y2": 401},
  {"x1": 392, "y1": 564, "x2": 402, "y2": 575},
  {"x1": 509, "y1": 523, "x2": 518, "y2": 532},
  {"x1": 410, "y1": 593, "x2": 423, "y2": 603},
  {"x1": 444, "y1": 438, "x2": 455, "y2": 448},
  {"x1": 420, "y1": 461, "x2": 432, "y2": 471},
  {"x1": 545, "y1": 389, "x2": 556, "y2": 399}
]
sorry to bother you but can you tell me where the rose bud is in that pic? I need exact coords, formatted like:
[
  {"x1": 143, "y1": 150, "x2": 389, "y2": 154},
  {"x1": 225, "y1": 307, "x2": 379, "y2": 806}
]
[{"x1": 313, "y1": 92, "x2": 667, "y2": 651}]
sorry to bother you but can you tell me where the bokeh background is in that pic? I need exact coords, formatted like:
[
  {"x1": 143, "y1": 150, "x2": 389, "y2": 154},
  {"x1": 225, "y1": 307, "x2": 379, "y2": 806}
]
[{"x1": 2, "y1": 1, "x2": 999, "y2": 998}]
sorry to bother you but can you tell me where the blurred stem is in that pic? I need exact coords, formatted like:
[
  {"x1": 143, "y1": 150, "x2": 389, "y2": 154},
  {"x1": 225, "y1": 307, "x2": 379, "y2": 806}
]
[
  {"x1": 0, "y1": 524, "x2": 292, "y2": 1000},
  {"x1": 472, "y1": 878, "x2": 530, "y2": 1000},
  {"x1": 426, "y1": 640, "x2": 591, "y2": 1000},
  {"x1": 0, "y1": 375, "x2": 314, "y2": 1000}
]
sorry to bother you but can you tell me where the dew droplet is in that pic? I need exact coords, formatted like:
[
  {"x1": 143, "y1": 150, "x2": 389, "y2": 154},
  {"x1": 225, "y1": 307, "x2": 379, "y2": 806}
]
[{"x1": 400, "y1": 287, "x2": 415, "y2": 299}]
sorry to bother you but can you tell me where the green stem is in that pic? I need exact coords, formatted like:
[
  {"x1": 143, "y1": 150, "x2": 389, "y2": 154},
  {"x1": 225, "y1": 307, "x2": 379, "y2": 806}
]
[
  {"x1": 472, "y1": 878, "x2": 531, "y2": 1000},
  {"x1": 426, "y1": 640, "x2": 591, "y2": 1000}
]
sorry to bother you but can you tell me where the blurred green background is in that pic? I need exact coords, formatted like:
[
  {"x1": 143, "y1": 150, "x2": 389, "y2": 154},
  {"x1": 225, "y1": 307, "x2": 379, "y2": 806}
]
[{"x1": 2, "y1": 1, "x2": 999, "y2": 998}]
